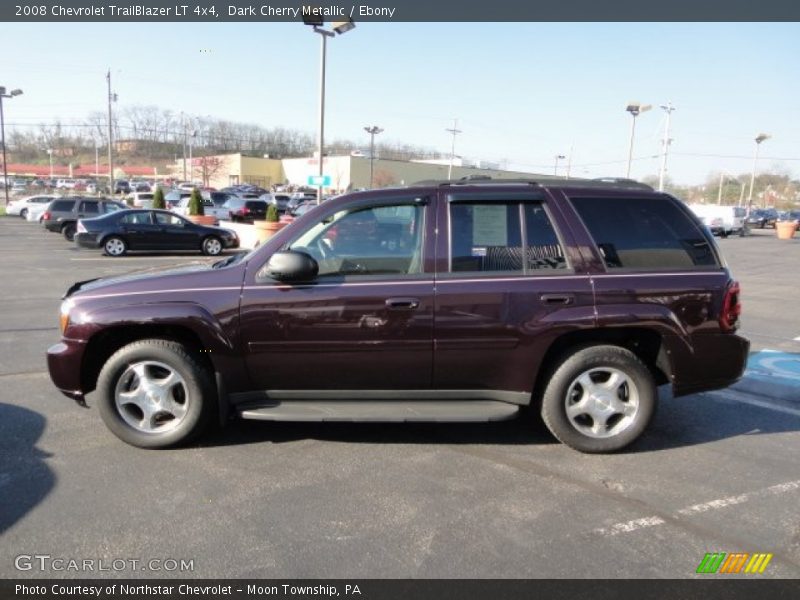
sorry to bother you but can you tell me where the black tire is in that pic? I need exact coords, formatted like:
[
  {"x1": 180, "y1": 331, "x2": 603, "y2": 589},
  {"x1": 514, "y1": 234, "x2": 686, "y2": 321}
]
[
  {"x1": 95, "y1": 339, "x2": 216, "y2": 449},
  {"x1": 202, "y1": 235, "x2": 223, "y2": 256},
  {"x1": 540, "y1": 345, "x2": 657, "y2": 453},
  {"x1": 62, "y1": 223, "x2": 77, "y2": 241},
  {"x1": 103, "y1": 236, "x2": 127, "y2": 257},
  {"x1": 19, "y1": 208, "x2": 28, "y2": 219}
]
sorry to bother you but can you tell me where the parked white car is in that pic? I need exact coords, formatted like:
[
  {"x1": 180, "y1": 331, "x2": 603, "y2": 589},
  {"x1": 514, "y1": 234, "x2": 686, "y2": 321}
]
[
  {"x1": 172, "y1": 196, "x2": 229, "y2": 222},
  {"x1": 56, "y1": 178, "x2": 77, "y2": 189},
  {"x1": 26, "y1": 200, "x2": 54, "y2": 223},
  {"x1": 129, "y1": 192, "x2": 155, "y2": 208},
  {"x1": 688, "y1": 204, "x2": 745, "y2": 237},
  {"x1": 7, "y1": 195, "x2": 57, "y2": 219}
]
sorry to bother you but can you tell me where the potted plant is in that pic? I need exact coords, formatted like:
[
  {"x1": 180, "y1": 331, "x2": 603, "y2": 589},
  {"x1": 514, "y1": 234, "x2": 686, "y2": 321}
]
[
  {"x1": 187, "y1": 188, "x2": 216, "y2": 225},
  {"x1": 775, "y1": 218, "x2": 797, "y2": 240},
  {"x1": 254, "y1": 203, "x2": 286, "y2": 243},
  {"x1": 152, "y1": 187, "x2": 166, "y2": 210}
]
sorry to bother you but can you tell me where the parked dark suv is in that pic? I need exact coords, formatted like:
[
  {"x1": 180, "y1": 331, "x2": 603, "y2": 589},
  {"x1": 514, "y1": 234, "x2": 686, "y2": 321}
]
[
  {"x1": 47, "y1": 178, "x2": 749, "y2": 452},
  {"x1": 42, "y1": 197, "x2": 127, "y2": 241}
]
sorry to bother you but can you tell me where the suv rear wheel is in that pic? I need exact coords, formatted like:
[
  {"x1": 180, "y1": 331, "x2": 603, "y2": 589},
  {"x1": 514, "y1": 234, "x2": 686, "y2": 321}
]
[
  {"x1": 95, "y1": 339, "x2": 215, "y2": 448},
  {"x1": 540, "y1": 345, "x2": 656, "y2": 453}
]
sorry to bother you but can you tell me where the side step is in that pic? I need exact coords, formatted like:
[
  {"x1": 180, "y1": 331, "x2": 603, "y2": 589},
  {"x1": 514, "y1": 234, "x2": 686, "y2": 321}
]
[{"x1": 238, "y1": 400, "x2": 519, "y2": 423}]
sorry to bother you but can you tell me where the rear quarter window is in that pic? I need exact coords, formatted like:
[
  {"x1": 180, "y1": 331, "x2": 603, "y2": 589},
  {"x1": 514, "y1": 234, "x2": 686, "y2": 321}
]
[{"x1": 570, "y1": 196, "x2": 719, "y2": 270}]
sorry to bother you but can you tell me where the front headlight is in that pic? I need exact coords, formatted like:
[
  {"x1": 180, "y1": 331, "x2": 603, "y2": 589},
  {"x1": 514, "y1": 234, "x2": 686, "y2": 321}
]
[{"x1": 59, "y1": 299, "x2": 75, "y2": 335}]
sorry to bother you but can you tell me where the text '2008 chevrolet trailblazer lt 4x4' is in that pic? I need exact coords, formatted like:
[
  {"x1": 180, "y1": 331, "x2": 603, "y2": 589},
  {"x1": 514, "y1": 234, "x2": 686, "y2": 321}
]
[{"x1": 47, "y1": 177, "x2": 749, "y2": 453}]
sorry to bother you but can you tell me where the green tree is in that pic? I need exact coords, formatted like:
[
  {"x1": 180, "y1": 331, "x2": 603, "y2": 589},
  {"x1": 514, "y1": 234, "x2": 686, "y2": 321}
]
[
  {"x1": 266, "y1": 203, "x2": 279, "y2": 222},
  {"x1": 152, "y1": 186, "x2": 166, "y2": 209},
  {"x1": 188, "y1": 188, "x2": 204, "y2": 216}
]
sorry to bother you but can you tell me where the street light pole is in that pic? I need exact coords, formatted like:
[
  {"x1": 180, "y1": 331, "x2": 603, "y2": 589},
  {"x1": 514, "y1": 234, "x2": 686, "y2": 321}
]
[
  {"x1": 363, "y1": 125, "x2": 383, "y2": 189},
  {"x1": 747, "y1": 133, "x2": 770, "y2": 216},
  {"x1": 106, "y1": 70, "x2": 116, "y2": 194},
  {"x1": 0, "y1": 86, "x2": 23, "y2": 206},
  {"x1": 47, "y1": 148, "x2": 53, "y2": 179},
  {"x1": 625, "y1": 102, "x2": 651, "y2": 178},
  {"x1": 553, "y1": 154, "x2": 565, "y2": 176},
  {"x1": 305, "y1": 19, "x2": 355, "y2": 204}
]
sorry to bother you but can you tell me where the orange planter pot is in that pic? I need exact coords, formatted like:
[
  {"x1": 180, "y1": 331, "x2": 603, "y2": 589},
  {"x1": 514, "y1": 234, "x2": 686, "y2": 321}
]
[
  {"x1": 187, "y1": 215, "x2": 217, "y2": 226},
  {"x1": 254, "y1": 220, "x2": 286, "y2": 244},
  {"x1": 775, "y1": 221, "x2": 797, "y2": 240}
]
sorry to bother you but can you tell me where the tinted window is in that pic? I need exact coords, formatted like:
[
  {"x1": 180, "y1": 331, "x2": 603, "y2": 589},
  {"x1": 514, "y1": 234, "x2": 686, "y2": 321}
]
[
  {"x1": 120, "y1": 212, "x2": 152, "y2": 225},
  {"x1": 50, "y1": 200, "x2": 75, "y2": 211},
  {"x1": 80, "y1": 201, "x2": 99, "y2": 214},
  {"x1": 570, "y1": 196, "x2": 718, "y2": 269},
  {"x1": 245, "y1": 201, "x2": 266, "y2": 210},
  {"x1": 154, "y1": 213, "x2": 185, "y2": 227},
  {"x1": 450, "y1": 202, "x2": 567, "y2": 273}
]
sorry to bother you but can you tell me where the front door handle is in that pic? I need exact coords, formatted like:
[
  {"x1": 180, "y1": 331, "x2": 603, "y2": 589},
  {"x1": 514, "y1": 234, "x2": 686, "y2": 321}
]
[
  {"x1": 386, "y1": 297, "x2": 420, "y2": 310},
  {"x1": 540, "y1": 294, "x2": 574, "y2": 305}
]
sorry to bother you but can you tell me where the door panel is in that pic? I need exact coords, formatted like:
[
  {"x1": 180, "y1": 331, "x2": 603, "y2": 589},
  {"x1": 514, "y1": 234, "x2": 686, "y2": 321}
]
[
  {"x1": 239, "y1": 197, "x2": 435, "y2": 391},
  {"x1": 433, "y1": 190, "x2": 595, "y2": 394}
]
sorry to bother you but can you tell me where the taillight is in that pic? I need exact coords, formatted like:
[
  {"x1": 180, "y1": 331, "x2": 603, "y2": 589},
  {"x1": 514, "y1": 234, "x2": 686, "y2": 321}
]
[
  {"x1": 720, "y1": 281, "x2": 741, "y2": 332},
  {"x1": 42, "y1": 211, "x2": 51, "y2": 220},
  {"x1": 242, "y1": 208, "x2": 250, "y2": 214},
  {"x1": 77, "y1": 221, "x2": 87, "y2": 234}
]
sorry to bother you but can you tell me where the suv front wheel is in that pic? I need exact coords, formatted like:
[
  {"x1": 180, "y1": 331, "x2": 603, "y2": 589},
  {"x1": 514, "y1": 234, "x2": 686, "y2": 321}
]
[
  {"x1": 95, "y1": 339, "x2": 215, "y2": 448},
  {"x1": 540, "y1": 345, "x2": 657, "y2": 453}
]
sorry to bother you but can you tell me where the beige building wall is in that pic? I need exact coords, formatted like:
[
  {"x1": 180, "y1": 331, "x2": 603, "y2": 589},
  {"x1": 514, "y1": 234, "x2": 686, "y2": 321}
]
[{"x1": 178, "y1": 153, "x2": 284, "y2": 190}]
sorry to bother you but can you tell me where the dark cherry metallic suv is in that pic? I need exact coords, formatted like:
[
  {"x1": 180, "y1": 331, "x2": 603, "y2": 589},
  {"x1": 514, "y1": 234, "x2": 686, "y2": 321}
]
[{"x1": 47, "y1": 178, "x2": 749, "y2": 452}]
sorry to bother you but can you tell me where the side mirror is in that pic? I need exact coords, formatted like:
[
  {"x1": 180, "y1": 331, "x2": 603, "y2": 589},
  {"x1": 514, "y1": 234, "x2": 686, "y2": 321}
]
[{"x1": 259, "y1": 250, "x2": 318, "y2": 283}]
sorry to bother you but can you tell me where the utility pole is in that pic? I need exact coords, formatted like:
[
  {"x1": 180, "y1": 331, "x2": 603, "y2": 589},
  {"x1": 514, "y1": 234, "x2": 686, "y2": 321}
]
[
  {"x1": 181, "y1": 111, "x2": 187, "y2": 182},
  {"x1": 658, "y1": 102, "x2": 675, "y2": 192},
  {"x1": 446, "y1": 118, "x2": 461, "y2": 181},
  {"x1": 717, "y1": 172, "x2": 725, "y2": 205},
  {"x1": 106, "y1": 70, "x2": 116, "y2": 194},
  {"x1": 363, "y1": 125, "x2": 383, "y2": 189}
]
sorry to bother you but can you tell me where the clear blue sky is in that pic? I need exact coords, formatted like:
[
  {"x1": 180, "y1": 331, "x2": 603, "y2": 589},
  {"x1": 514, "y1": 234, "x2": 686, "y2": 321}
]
[{"x1": 3, "y1": 22, "x2": 799, "y2": 184}]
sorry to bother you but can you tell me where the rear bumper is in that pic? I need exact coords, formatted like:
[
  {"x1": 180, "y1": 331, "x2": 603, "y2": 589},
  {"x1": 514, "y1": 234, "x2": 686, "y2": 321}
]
[
  {"x1": 47, "y1": 340, "x2": 88, "y2": 404},
  {"x1": 672, "y1": 333, "x2": 750, "y2": 397},
  {"x1": 74, "y1": 233, "x2": 101, "y2": 249}
]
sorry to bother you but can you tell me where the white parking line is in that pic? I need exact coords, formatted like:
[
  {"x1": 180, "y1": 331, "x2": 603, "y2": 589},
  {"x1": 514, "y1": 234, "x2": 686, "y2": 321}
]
[
  {"x1": 709, "y1": 389, "x2": 800, "y2": 418},
  {"x1": 593, "y1": 479, "x2": 800, "y2": 537}
]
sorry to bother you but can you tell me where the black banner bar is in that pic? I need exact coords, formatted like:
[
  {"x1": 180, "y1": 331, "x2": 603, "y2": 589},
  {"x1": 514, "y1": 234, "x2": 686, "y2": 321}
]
[
  {"x1": 3, "y1": 0, "x2": 800, "y2": 22},
  {"x1": 2, "y1": 580, "x2": 800, "y2": 600}
]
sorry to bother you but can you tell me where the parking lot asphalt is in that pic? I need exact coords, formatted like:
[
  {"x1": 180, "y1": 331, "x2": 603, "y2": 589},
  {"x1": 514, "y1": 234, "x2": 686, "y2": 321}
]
[{"x1": 0, "y1": 217, "x2": 799, "y2": 579}]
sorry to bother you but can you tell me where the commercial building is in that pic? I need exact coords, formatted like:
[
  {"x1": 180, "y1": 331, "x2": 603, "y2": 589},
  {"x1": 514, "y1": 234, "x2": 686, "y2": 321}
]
[{"x1": 181, "y1": 153, "x2": 540, "y2": 192}]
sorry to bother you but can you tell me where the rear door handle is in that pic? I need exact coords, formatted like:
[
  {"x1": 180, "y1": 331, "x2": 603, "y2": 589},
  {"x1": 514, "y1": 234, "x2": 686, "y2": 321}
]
[
  {"x1": 540, "y1": 294, "x2": 574, "y2": 305},
  {"x1": 386, "y1": 297, "x2": 420, "y2": 310}
]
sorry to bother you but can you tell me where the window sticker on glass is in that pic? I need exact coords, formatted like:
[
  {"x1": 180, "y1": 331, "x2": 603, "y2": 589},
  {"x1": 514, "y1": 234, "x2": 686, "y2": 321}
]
[{"x1": 472, "y1": 205, "x2": 507, "y2": 246}]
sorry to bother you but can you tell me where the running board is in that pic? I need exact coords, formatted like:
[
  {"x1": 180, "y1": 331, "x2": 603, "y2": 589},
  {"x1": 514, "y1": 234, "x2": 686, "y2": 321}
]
[{"x1": 237, "y1": 400, "x2": 520, "y2": 423}]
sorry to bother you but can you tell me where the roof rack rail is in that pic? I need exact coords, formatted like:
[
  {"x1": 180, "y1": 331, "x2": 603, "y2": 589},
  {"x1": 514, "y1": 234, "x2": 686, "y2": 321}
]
[{"x1": 409, "y1": 175, "x2": 654, "y2": 191}]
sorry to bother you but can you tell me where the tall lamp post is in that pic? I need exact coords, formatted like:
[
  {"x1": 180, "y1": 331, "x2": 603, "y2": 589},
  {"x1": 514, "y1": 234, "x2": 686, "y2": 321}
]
[
  {"x1": 625, "y1": 102, "x2": 651, "y2": 178},
  {"x1": 363, "y1": 125, "x2": 383, "y2": 189},
  {"x1": 0, "y1": 86, "x2": 23, "y2": 206},
  {"x1": 304, "y1": 18, "x2": 355, "y2": 204},
  {"x1": 47, "y1": 148, "x2": 53, "y2": 179},
  {"x1": 747, "y1": 133, "x2": 770, "y2": 216},
  {"x1": 553, "y1": 154, "x2": 566, "y2": 176}
]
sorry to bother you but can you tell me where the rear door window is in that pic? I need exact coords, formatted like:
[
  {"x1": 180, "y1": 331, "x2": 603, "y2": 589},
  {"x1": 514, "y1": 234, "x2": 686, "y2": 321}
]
[
  {"x1": 570, "y1": 196, "x2": 719, "y2": 270},
  {"x1": 449, "y1": 201, "x2": 568, "y2": 274}
]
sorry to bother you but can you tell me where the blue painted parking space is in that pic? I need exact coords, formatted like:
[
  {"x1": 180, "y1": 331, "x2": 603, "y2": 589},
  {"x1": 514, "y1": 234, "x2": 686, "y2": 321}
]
[{"x1": 745, "y1": 350, "x2": 800, "y2": 387}]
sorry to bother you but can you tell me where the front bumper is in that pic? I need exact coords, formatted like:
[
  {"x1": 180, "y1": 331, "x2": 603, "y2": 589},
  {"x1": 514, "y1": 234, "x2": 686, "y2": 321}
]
[{"x1": 47, "y1": 340, "x2": 88, "y2": 405}]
